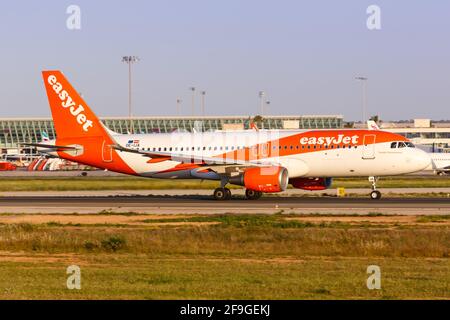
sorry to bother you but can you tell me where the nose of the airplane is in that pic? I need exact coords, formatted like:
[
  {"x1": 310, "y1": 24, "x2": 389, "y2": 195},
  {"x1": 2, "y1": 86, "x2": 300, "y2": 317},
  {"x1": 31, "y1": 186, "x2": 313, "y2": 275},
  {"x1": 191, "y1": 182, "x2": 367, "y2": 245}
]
[{"x1": 410, "y1": 149, "x2": 432, "y2": 172}]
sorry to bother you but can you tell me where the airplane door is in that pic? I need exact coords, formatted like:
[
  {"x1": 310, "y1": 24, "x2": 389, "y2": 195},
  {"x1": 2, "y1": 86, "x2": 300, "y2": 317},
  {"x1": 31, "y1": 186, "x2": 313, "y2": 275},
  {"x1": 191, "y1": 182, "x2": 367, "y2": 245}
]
[
  {"x1": 102, "y1": 140, "x2": 113, "y2": 162},
  {"x1": 362, "y1": 135, "x2": 376, "y2": 159}
]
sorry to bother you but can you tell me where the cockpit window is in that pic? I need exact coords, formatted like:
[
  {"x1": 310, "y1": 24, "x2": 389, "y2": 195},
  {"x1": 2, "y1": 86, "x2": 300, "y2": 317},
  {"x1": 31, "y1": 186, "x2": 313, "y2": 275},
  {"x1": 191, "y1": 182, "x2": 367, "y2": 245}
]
[{"x1": 391, "y1": 141, "x2": 415, "y2": 149}]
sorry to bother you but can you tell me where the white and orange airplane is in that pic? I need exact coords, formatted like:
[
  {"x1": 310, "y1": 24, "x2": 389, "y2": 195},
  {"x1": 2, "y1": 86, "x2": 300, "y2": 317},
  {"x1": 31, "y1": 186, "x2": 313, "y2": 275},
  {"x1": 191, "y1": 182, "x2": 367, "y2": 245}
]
[{"x1": 29, "y1": 71, "x2": 431, "y2": 200}]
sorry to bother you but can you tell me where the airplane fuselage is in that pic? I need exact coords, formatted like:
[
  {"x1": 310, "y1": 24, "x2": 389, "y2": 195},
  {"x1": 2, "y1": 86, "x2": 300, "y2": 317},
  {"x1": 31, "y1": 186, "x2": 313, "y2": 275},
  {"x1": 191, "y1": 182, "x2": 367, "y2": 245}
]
[{"x1": 93, "y1": 129, "x2": 431, "y2": 179}]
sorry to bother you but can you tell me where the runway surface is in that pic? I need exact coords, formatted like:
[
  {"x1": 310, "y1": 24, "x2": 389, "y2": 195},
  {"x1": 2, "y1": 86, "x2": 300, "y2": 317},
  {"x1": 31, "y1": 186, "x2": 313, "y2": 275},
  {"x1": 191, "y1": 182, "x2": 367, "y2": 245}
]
[{"x1": 0, "y1": 195, "x2": 449, "y2": 215}]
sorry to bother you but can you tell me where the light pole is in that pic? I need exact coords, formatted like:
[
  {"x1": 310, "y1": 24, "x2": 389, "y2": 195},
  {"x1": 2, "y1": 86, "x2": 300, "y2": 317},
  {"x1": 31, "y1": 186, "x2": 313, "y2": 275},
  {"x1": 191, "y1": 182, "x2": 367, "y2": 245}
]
[
  {"x1": 200, "y1": 91, "x2": 206, "y2": 116},
  {"x1": 355, "y1": 76, "x2": 368, "y2": 124},
  {"x1": 189, "y1": 87, "x2": 196, "y2": 116},
  {"x1": 176, "y1": 98, "x2": 182, "y2": 115},
  {"x1": 258, "y1": 91, "x2": 265, "y2": 115},
  {"x1": 122, "y1": 56, "x2": 140, "y2": 133},
  {"x1": 265, "y1": 100, "x2": 271, "y2": 115}
]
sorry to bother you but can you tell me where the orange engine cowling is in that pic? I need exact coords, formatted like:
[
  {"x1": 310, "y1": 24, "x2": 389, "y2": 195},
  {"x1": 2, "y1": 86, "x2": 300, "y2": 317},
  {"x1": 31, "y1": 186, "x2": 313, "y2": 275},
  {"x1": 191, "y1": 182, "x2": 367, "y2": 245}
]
[
  {"x1": 289, "y1": 177, "x2": 332, "y2": 191},
  {"x1": 229, "y1": 166, "x2": 289, "y2": 193}
]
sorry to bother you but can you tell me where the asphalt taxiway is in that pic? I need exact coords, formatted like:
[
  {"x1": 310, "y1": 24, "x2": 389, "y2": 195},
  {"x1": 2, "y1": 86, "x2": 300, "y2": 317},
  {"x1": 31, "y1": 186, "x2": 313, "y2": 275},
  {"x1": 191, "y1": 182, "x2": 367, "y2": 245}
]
[{"x1": 0, "y1": 194, "x2": 448, "y2": 215}]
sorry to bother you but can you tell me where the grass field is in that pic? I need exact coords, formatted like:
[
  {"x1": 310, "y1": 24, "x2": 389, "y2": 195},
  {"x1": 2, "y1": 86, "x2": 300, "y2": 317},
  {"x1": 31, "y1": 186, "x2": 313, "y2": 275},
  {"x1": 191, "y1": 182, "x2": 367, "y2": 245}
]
[
  {"x1": 0, "y1": 213, "x2": 448, "y2": 299},
  {"x1": 0, "y1": 176, "x2": 449, "y2": 191}
]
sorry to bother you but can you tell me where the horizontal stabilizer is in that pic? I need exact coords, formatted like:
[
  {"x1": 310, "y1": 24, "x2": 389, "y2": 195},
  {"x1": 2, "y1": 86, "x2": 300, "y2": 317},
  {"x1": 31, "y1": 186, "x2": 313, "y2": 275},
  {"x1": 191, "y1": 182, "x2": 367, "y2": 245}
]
[{"x1": 21, "y1": 143, "x2": 78, "y2": 150}]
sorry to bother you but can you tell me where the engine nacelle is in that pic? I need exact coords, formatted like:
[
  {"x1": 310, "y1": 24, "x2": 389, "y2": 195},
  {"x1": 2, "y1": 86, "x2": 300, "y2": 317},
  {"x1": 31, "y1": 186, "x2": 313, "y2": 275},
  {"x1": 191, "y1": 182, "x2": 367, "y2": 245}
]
[
  {"x1": 229, "y1": 166, "x2": 289, "y2": 193},
  {"x1": 289, "y1": 177, "x2": 332, "y2": 191}
]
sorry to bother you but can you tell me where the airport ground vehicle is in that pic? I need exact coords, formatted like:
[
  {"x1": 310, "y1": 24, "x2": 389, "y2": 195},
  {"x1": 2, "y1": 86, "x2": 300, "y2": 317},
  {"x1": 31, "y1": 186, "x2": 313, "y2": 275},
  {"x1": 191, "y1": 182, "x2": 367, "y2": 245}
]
[
  {"x1": 27, "y1": 71, "x2": 431, "y2": 200},
  {"x1": 0, "y1": 161, "x2": 16, "y2": 171}
]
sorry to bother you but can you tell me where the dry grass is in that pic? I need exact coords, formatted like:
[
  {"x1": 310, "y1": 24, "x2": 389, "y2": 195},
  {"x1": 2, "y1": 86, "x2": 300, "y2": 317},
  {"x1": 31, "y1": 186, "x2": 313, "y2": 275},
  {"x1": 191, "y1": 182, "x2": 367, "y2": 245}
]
[
  {"x1": 0, "y1": 213, "x2": 448, "y2": 299},
  {"x1": 0, "y1": 214, "x2": 448, "y2": 257}
]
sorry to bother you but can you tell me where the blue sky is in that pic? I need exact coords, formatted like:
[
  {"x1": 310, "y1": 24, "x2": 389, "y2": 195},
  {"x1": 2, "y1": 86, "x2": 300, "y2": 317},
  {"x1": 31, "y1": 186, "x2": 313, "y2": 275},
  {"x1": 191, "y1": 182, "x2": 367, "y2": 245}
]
[{"x1": 0, "y1": 0, "x2": 449, "y2": 121}]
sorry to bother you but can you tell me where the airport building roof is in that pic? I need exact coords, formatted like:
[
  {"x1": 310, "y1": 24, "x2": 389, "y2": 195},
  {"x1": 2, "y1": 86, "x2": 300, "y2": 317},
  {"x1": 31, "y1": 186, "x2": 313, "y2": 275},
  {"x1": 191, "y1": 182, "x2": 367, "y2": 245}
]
[{"x1": 0, "y1": 115, "x2": 344, "y2": 149}]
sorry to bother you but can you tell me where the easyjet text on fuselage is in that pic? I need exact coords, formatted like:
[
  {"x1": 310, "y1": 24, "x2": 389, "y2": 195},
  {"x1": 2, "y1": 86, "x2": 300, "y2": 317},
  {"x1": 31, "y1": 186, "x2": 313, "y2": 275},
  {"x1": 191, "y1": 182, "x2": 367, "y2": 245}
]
[{"x1": 300, "y1": 134, "x2": 359, "y2": 146}]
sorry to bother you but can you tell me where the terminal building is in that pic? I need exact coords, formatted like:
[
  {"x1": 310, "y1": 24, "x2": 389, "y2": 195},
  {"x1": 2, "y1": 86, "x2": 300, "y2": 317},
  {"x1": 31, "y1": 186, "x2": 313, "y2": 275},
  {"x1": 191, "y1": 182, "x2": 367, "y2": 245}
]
[
  {"x1": 0, "y1": 115, "x2": 343, "y2": 150},
  {"x1": 354, "y1": 119, "x2": 450, "y2": 152},
  {"x1": 1, "y1": 115, "x2": 449, "y2": 155},
  {"x1": 381, "y1": 119, "x2": 450, "y2": 151}
]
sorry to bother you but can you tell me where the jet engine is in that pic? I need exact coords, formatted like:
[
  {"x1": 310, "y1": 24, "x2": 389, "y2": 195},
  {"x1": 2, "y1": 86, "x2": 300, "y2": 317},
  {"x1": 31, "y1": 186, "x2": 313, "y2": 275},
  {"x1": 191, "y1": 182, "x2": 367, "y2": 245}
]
[
  {"x1": 229, "y1": 166, "x2": 289, "y2": 193},
  {"x1": 289, "y1": 177, "x2": 332, "y2": 191}
]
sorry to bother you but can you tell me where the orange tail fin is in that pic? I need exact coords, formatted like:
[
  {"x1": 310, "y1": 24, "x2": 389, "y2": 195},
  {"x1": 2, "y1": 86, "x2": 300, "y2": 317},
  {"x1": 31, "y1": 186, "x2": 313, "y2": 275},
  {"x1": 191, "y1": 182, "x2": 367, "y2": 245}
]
[
  {"x1": 42, "y1": 71, "x2": 135, "y2": 175},
  {"x1": 42, "y1": 71, "x2": 106, "y2": 139}
]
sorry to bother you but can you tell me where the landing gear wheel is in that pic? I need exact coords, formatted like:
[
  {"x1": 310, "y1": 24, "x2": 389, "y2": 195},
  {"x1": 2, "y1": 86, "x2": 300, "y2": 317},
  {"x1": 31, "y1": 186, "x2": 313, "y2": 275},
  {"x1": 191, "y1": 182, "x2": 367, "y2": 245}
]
[
  {"x1": 213, "y1": 187, "x2": 231, "y2": 200},
  {"x1": 370, "y1": 190, "x2": 382, "y2": 200},
  {"x1": 245, "y1": 189, "x2": 262, "y2": 200},
  {"x1": 224, "y1": 188, "x2": 232, "y2": 200}
]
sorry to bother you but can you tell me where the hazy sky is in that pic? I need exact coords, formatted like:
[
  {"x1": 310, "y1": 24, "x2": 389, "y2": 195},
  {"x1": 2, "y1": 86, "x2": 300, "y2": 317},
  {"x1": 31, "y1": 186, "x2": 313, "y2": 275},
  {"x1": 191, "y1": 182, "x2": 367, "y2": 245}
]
[{"x1": 0, "y1": 1, "x2": 449, "y2": 121}]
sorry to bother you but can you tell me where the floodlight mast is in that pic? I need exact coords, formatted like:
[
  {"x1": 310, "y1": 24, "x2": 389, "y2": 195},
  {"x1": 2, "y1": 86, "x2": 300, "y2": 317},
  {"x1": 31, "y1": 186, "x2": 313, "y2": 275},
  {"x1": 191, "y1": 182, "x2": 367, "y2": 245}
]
[
  {"x1": 355, "y1": 76, "x2": 368, "y2": 123},
  {"x1": 122, "y1": 56, "x2": 140, "y2": 133},
  {"x1": 189, "y1": 87, "x2": 196, "y2": 116}
]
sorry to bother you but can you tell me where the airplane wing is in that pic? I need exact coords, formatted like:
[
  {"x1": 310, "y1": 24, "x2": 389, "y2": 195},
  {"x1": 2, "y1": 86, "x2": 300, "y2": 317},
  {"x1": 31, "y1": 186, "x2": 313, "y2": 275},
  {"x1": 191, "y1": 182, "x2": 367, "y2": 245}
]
[{"x1": 112, "y1": 144, "x2": 276, "y2": 167}]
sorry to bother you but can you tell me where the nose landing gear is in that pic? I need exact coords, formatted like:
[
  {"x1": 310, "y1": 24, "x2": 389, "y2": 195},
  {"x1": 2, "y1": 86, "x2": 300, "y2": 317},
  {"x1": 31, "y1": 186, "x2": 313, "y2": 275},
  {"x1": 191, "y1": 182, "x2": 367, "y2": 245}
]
[{"x1": 369, "y1": 176, "x2": 381, "y2": 200}]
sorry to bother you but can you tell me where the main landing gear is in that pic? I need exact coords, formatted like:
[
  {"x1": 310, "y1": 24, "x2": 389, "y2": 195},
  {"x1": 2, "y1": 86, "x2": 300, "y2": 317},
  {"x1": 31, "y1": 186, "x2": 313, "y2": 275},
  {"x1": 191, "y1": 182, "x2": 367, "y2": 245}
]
[
  {"x1": 369, "y1": 176, "x2": 381, "y2": 200},
  {"x1": 212, "y1": 187, "x2": 263, "y2": 200},
  {"x1": 213, "y1": 187, "x2": 232, "y2": 200},
  {"x1": 245, "y1": 189, "x2": 262, "y2": 200},
  {"x1": 213, "y1": 177, "x2": 263, "y2": 201}
]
